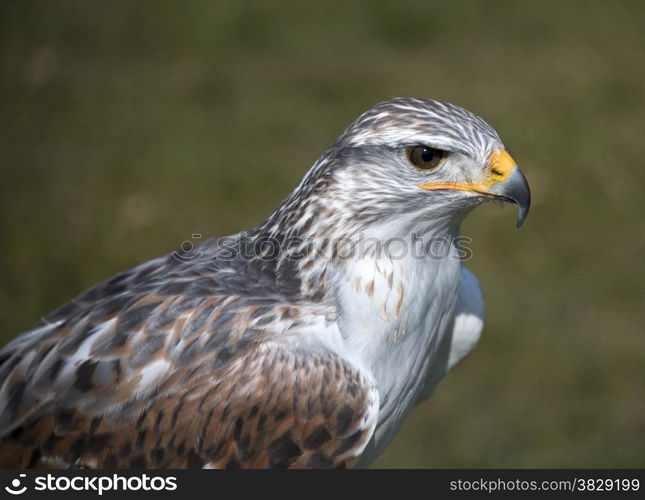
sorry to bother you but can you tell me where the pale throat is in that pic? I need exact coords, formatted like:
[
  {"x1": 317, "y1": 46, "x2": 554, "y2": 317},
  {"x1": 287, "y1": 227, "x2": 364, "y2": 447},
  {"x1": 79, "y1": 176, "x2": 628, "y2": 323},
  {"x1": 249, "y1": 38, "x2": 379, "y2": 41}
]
[{"x1": 329, "y1": 214, "x2": 464, "y2": 379}]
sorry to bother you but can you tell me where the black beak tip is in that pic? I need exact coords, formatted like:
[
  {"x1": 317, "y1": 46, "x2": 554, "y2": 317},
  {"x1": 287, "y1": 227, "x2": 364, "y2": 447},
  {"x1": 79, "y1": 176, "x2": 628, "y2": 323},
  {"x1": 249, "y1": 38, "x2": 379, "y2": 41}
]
[
  {"x1": 516, "y1": 203, "x2": 530, "y2": 228},
  {"x1": 489, "y1": 166, "x2": 531, "y2": 229},
  {"x1": 514, "y1": 173, "x2": 531, "y2": 229}
]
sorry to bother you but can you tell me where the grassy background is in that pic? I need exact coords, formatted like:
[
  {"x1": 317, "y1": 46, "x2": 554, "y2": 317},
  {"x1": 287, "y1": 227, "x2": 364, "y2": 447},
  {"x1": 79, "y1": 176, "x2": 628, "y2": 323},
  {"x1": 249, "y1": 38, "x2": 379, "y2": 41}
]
[{"x1": 1, "y1": 0, "x2": 644, "y2": 467}]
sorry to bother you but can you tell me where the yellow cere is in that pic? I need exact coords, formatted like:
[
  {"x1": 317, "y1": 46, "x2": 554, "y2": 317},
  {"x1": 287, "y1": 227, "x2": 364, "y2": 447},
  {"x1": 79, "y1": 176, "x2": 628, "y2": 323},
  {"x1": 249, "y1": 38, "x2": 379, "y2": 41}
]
[{"x1": 487, "y1": 148, "x2": 516, "y2": 182}]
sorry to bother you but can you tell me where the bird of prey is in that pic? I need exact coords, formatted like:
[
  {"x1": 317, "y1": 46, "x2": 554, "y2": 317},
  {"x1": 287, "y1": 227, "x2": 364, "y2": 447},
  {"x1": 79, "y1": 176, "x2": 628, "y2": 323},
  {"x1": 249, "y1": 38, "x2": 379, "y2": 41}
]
[{"x1": 0, "y1": 97, "x2": 529, "y2": 469}]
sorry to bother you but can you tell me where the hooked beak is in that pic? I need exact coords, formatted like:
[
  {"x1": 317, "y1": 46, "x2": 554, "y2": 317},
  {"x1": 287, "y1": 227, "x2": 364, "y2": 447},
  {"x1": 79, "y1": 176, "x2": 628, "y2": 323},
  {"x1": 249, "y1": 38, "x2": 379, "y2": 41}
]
[
  {"x1": 487, "y1": 161, "x2": 531, "y2": 228},
  {"x1": 417, "y1": 148, "x2": 531, "y2": 228}
]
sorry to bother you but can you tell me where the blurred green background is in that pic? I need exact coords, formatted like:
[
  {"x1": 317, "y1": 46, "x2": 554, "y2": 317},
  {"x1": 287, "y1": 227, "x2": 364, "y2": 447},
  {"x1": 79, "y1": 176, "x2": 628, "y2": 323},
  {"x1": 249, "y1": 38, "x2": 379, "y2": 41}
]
[{"x1": 1, "y1": 0, "x2": 644, "y2": 467}]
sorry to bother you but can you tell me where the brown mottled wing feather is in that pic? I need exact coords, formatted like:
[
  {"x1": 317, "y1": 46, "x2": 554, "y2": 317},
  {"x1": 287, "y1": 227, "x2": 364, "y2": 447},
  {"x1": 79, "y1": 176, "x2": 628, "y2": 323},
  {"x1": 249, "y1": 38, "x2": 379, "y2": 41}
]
[
  {"x1": 0, "y1": 339, "x2": 377, "y2": 469},
  {"x1": 0, "y1": 237, "x2": 378, "y2": 468}
]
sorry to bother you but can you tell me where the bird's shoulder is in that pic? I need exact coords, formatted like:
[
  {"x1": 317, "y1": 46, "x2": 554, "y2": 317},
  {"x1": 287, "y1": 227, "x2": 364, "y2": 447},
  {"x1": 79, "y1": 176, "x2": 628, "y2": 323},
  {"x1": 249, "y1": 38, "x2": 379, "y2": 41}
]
[
  {"x1": 0, "y1": 233, "x2": 304, "y2": 369},
  {"x1": 416, "y1": 267, "x2": 484, "y2": 405},
  {"x1": 448, "y1": 267, "x2": 484, "y2": 369},
  {"x1": 0, "y1": 326, "x2": 378, "y2": 468},
  {"x1": 0, "y1": 234, "x2": 360, "y2": 464}
]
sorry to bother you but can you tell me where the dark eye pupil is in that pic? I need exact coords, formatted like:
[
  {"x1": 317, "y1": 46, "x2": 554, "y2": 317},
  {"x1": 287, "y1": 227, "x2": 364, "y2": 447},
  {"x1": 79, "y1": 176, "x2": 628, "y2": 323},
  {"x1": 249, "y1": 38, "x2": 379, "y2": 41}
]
[{"x1": 408, "y1": 145, "x2": 444, "y2": 170}]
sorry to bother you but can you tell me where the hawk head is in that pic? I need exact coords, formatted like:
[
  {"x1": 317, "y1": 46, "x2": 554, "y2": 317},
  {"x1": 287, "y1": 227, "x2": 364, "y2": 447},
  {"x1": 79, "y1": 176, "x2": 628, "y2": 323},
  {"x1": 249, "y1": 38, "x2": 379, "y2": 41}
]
[{"x1": 294, "y1": 97, "x2": 530, "y2": 237}]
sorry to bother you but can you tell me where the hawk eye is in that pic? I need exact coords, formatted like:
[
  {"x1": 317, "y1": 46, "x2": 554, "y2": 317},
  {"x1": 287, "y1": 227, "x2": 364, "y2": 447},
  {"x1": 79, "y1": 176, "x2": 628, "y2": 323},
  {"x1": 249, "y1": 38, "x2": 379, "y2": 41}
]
[{"x1": 407, "y1": 146, "x2": 444, "y2": 170}]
